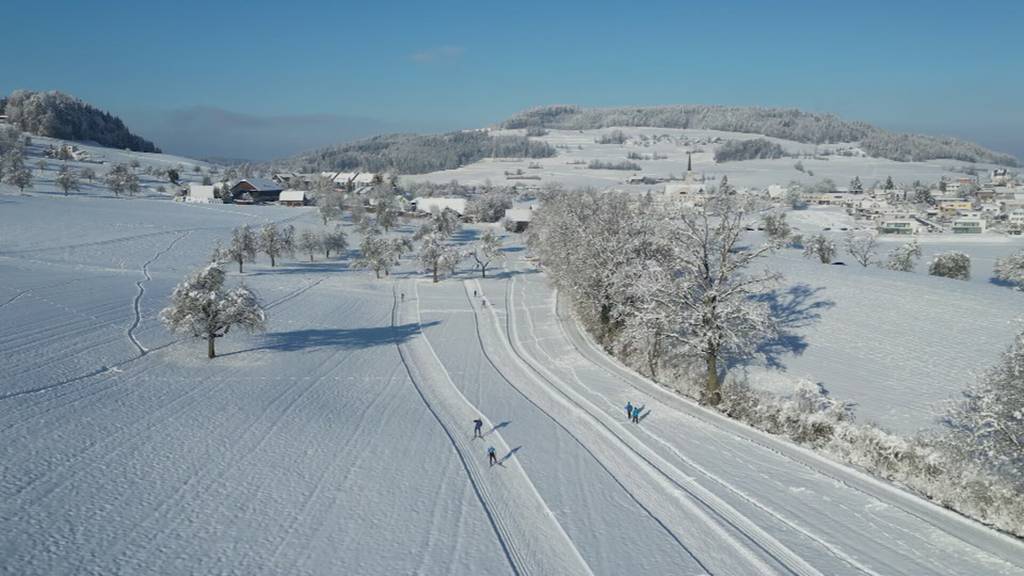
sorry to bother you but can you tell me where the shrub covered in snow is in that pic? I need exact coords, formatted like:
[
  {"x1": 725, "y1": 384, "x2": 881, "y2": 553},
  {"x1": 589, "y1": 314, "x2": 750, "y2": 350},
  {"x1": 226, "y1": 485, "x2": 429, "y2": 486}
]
[
  {"x1": 994, "y1": 250, "x2": 1024, "y2": 290},
  {"x1": 929, "y1": 251, "x2": 970, "y2": 280},
  {"x1": 884, "y1": 240, "x2": 922, "y2": 272},
  {"x1": 802, "y1": 234, "x2": 836, "y2": 264}
]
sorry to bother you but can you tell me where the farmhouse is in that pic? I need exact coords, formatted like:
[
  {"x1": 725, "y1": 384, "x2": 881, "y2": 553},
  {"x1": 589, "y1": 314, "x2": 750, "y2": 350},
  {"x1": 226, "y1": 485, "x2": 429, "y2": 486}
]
[
  {"x1": 279, "y1": 190, "x2": 307, "y2": 207},
  {"x1": 503, "y1": 207, "x2": 533, "y2": 233},
  {"x1": 230, "y1": 178, "x2": 283, "y2": 204},
  {"x1": 185, "y1": 183, "x2": 217, "y2": 204}
]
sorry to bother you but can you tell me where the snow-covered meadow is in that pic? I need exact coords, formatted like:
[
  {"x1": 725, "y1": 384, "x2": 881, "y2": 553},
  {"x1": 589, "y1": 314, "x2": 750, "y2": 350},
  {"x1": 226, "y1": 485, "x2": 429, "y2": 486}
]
[{"x1": 3, "y1": 134, "x2": 1024, "y2": 574}]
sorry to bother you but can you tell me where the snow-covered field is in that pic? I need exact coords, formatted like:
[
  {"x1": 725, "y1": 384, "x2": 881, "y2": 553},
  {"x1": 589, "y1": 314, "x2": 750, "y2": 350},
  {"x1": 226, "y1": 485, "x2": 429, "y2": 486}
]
[
  {"x1": 403, "y1": 127, "x2": 1002, "y2": 191},
  {"x1": 3, "y1": 134, "x2": 1024, "y2": 574}
]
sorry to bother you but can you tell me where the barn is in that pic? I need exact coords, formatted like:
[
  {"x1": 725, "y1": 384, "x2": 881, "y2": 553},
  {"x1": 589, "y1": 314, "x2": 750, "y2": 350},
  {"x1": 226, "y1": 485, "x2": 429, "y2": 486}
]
[
  {"x1": 230, "y1": 178, "x2": 283, "y2": 204},
  {"x1": 279, "y1": 190, "x2": 308, "y2": 207}
]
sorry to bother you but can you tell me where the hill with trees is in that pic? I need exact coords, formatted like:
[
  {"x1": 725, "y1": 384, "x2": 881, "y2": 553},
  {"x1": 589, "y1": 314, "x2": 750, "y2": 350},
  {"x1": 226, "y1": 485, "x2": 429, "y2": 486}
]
[
  {"x1": 0, "y1": 90, "x2": 160, "y2": 153},
  {"x1": 501, "y1": 105, "x2": 1017, "y2": 166},
  {"x1": 279, "y1": 131, "x2": 555, "y2": 175}
]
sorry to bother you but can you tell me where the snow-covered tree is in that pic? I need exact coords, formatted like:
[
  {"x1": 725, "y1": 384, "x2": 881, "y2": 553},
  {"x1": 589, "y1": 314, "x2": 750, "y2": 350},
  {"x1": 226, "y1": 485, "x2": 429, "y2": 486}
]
[
  {"x1": 803, "y1": 234, "x2": 836, "y2": 264},
  {"x1": 226, "y1": 225, "x2": 258, "y2": 273},
  {"x1": 849, "y1": 176, "x2": 863, "y2": 194},
  {"x1": 471, "y1": 230, "x2": 503, "y2": 278},
  {"x1": 783, "y1": 185, "x2": 805, "y2": 209},
  {"x1": 761, "y1": 211, "x2": 791, "y2": 245},
  {"x1": 639, "y1": 191, "x2": 780, "y2": 405},
  {"x1": 105, "y1": 163, "x2": 139, "y2": 197},
  {"x1": 56, "y1": 164, "x2": 80, "y2": 196},
  {"x1": 321, "y1": 226, "x2": 348, "y2": 258},
  {"x1": 317, "y1": 190, "x2": 344, "y2": 225},
  {"x1": 259, "y1": 224, "x2": 287, "y2": 267},
  {"x1": 80, "y1": 166, "x2": 96, "y2": 182},
  {"x1": 375, "y1": 195, "x2": 401, "y2": 232},
  {"x1": 994, "y1": 250, "x2": 1024, "y2": 290},
  {"x1": 353, "y1": 231, "x2": 411, "y2": 278},
  {"x1": 350, "y1": 200, "x2": 366, "y2": 226},
  {"x1": 428, "y1": 207, "x2": 462, "y2": 239},
  {"x1": 467, "y1": 189, "x2": 513, "y2": 223},
  {"x1": 843, "y1": 231, "x2": 878, "y2": 267},
  {"x1": 298, "y1": 230, "x2": 322, "y2": 262},
  {"x1": 159, "y1": 263, "x2": 265, "y2": 359},
  {"x1": 418, "y1": 232, "x2": 462, "y2": 283},
  {"x1": 2, "y1": 144, "x2": 32, "y2": 192},
  {"x1": 942, "y1": 328, "x2": 1024, "y2": 490},
  {"x1": 884, "y1": 240, "x2": 921, "y2": 272},
  {"x1": 929, "y1": 251, "x2": 970, "y2": 280},
  {"x1": 280, "y1": 224, "x2": 296, "y2": 258}
]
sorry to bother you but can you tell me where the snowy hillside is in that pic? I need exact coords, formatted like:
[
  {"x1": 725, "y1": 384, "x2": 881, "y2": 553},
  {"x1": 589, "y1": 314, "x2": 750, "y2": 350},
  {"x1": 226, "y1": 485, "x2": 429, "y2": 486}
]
[
  {"x1": 402, "y1": 127, "x2": 1006, "y2": 191},
  {"x1": 3, "y1": 180, "x2": 1024, "y2": 573}
]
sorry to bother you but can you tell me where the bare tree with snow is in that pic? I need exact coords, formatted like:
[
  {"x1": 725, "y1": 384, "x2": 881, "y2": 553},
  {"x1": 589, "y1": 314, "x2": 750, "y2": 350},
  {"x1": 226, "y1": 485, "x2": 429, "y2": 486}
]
[
  {"x1": 321, "y1": 226, "x2": 348, "y2": 259},
  {"x1": 884, "y1": 240, "x2": 921, "y2": 272},
  {"x1": 226, "y1": 225, "x2": 258, "y2": 273},
  {"x1": 843, "y1": 231, "x2": 878, "y2": 267},
  {"x1": 105, "y1": 163, "x2": 139, "y2": 197},
  {"x1": 644, "y1": 191, "x2": 780, "y2": 405},
  {"x1": 942, "y1": 328, "x2": 1024, "y2": 490},
  {"x1": 418, "y1": 232, "x2": 462, "y2": 283},
  {"x1": 298, "y1": 230, "x2": 322, "y2": 262},
  {"x1": 471, "y1": 230, "x2": 503, "y2": 278},
  {"x1": 803, "y1": 234, "x2": 836, "y2": 264},
  {"x1": 929, "y1": 251, "x2": 970, "y2": 280},
  {"x1": 761, "y1": 211, "x2": 791, "y2": 246},
  {"x1": 259, "y1": 224, "x2": 287, "y2": 267},
  {"x1": 56, "y1": 164, "x2": 80, "y2": 196},
  {"x1": 353, "y1": 231, "x2": 411, "y2": 278},
  {"x1": 159, "y1": 263, "x2": 265, "y2": 359}
]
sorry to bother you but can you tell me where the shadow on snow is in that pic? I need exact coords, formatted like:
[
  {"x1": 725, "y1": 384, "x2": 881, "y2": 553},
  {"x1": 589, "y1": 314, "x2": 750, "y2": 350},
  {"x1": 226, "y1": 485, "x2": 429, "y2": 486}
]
[{"x1": 224, "y1": 320, "x2": 440, "y2": 355}]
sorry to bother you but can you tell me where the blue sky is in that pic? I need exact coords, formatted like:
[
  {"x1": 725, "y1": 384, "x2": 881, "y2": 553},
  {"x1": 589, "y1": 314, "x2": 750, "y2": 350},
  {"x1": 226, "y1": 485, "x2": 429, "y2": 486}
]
[{"x1": 2, "y1": 0, "x2": 1021, "y2": 160}]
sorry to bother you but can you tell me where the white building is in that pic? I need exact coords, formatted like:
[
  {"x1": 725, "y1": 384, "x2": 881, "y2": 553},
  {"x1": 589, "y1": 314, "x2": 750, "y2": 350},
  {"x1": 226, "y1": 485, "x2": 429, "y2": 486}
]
[
  {"x1": 278, "y1": 190, "x2": 307, "y2": 206},
  {"x1": 504, "y1": 207, "x2": 533, "y2": 233},
  {"x1": 878, "y1": 218, "x2": 919, "y2": 235},
  {"x1": 185, "y1": 183, "x2": 217, "y2": 204},
  {"x1": 413, "y1": 197, "x2": 467, "y2": 216}
]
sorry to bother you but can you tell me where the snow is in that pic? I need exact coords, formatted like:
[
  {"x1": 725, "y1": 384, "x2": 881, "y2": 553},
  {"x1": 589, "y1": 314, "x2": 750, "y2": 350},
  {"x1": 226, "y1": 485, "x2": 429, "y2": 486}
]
[
  {"x1": 2, "y1": 139, "x2": 1024, "y2": 574},
  {"x1": 401, "y1": 127, "x2": 1004, "y2": 192}
]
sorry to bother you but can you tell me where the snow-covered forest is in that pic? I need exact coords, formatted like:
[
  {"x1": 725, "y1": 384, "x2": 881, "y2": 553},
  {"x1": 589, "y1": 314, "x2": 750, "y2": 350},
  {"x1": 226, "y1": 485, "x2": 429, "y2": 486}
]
[
  {"x1": 279, "y1": 131, "x2": 556, "y2": 174},
  {"x1": 0, "y1": 90, "x2": 160, "y2": 153}
]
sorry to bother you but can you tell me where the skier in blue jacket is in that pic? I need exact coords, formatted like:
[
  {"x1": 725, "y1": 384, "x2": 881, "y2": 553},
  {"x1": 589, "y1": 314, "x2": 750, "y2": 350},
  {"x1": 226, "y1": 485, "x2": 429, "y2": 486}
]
[
  {"x1": 632, "y1": 405, "x2": 642, "y2": 424},
  {"x1": 625, "y1": 401, "x2": 633, "y2": 420},
  {"x1": 488, "y1": 446, "x2": 498, "y2": 466},
  {"x1": 473, "y1": 418, "x2": 484, "y2": 438}
]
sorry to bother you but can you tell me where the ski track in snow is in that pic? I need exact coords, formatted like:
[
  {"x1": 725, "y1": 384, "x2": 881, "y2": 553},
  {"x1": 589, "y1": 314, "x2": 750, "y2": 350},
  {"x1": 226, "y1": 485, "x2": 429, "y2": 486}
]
[
  {"x1": 392, "y1": 280, "x2": 593, "y2": 576},
  {"x1": 127, "y1": 231, "x2": 190, "y2": 355},
  {"x1": 508, "y1": 264, "x2": 1024, "y2": 573},
  {"x1": 455, "y1": 278, "x2": 717, "y2": 575},
  {"x1": 483, "y1": 276, "x2": 816, "y2": 576}
]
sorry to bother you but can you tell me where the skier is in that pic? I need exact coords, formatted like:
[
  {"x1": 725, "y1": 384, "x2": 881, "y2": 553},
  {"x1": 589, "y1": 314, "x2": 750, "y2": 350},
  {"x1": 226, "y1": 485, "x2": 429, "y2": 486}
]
[
  {"x1": 473, "y1": 289, "x2": 478, "y2": 297},
  {"x1": 625, "y1": 401, "x2": 633, "y2": 420},
  {"x1": 473, "y1": 418, "x2": 484, "y2": 438},
  {"x1": 488, "y1": 446, "x2": 497, "y2": 466},
  {"x1": 632, "y1": 405, "x2": 642, "y2": 424},
  {"x1": 400, "y1": 292, "x2": 405, "y2": 302}
]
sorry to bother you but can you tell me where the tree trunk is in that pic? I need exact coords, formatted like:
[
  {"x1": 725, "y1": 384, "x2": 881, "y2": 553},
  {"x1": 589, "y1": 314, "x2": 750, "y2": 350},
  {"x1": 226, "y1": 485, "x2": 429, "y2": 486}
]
[
  {"x1": 433, "y1": 262, "x2": 439, "y2": 283},
  {"x1": 270, "y1": 254, "x2": 276, "y2": 267},
  {"x1": 237, "y1": 258, "x2": 243, "y2": 274},
  {"x1": 309, "y1": 253, "x2": 314, "y2": 262},
  {"x1": 207, "y1": 334, "x2": 216, "y2": 359},
  {"x1": 705, "y1": 349, "x2": 720, "y2": 406},
  {"x1": 375, "y1": 269, "x2": 381, "y2": 279},
  {"x1": 481, "y1": 264, "x2": 487, "y2": 278}
]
